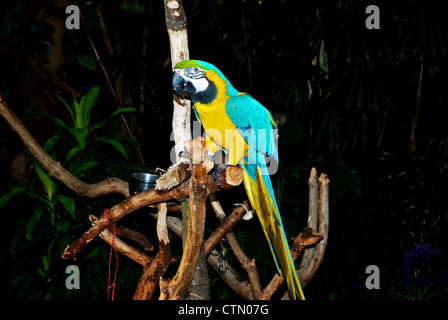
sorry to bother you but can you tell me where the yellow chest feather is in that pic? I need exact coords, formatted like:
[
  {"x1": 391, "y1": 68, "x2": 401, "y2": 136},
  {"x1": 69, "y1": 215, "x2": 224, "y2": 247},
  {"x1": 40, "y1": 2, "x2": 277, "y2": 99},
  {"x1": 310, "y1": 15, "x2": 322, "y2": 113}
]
[{"x1": 194, "y1": 70, "x2": 248, "y2": 164}]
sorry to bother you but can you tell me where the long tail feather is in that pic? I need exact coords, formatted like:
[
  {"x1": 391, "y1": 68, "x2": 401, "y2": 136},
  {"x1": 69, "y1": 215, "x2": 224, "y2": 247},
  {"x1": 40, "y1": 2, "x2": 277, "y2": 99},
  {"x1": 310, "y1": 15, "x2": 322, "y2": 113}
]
[{"x1": 241, "y1": 162, "x2": 305, "y2": 300}]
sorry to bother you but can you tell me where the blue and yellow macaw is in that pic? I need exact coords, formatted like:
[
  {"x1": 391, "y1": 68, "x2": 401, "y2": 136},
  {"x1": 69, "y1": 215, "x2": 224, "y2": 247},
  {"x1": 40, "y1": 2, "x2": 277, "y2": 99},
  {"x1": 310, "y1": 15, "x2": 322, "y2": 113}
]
[{"x1": 172, "y1": 60, "x2": 305, "y2": 300}]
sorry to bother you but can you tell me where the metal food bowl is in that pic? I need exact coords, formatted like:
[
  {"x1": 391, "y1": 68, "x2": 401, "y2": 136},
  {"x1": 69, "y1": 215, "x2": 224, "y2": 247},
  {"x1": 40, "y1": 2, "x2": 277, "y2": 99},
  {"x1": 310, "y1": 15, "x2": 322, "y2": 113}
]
[{"x1": 129, "y1": 172, "x2": 159, "y2": 195}]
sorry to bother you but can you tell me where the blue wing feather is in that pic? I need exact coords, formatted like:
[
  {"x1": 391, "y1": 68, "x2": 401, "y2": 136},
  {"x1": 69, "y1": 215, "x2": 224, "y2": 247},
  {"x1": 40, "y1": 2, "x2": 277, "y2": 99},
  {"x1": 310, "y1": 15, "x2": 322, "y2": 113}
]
[{"x1": 225, "y1": 94, "x2": 279, "y2": 170}]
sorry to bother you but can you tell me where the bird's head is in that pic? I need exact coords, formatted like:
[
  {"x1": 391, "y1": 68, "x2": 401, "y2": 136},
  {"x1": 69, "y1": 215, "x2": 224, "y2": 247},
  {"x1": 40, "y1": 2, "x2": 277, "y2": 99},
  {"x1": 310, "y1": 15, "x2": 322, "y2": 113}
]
[
  {"x1": 172, "y1": 60, "x2": 210, "y2": 99},
  {"x1": 172, "y1": 60, "x2": 237, "y2": 103}
]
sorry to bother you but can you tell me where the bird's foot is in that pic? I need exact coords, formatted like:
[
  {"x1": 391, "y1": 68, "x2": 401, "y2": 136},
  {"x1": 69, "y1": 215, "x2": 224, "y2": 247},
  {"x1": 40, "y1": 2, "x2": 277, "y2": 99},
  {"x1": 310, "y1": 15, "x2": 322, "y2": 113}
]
[
  {"x1": 212, "y1": 163, "x2": 237, "y2": 189},
  {"x1": 207, "y1": 150, "x2": 215, "y2": 161}
]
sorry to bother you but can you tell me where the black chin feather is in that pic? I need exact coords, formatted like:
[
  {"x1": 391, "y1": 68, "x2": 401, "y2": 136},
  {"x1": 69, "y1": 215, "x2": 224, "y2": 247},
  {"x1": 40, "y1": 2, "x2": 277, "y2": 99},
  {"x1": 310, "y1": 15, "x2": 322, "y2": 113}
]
[{"x1": 191, "y1": 80, "x2": 217, "y2": 105}]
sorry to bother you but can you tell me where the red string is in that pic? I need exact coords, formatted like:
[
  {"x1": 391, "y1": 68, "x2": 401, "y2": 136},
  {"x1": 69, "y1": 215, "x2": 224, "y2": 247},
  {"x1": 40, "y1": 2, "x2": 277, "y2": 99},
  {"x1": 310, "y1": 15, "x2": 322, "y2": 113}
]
[{"x1": 104, "y1": 208, "x2": 118, "y2": 300}]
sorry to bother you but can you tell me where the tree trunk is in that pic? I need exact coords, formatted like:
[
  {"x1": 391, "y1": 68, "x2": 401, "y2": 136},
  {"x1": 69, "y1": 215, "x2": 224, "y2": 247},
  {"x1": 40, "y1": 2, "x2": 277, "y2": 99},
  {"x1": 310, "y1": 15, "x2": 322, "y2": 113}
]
[
  {"x1": 165, "y1": 0, "x2": 191, "y2": 164},
  {"x1": 164, "y1": 0, "x2": 210, "y2": 299}
]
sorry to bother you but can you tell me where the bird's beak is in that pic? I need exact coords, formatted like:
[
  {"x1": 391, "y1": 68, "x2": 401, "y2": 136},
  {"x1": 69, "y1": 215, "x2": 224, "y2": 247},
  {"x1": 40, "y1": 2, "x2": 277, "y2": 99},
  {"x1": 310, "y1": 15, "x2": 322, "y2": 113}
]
[
  {"x1": 172, "y1": 69, "x2": 184, "y2": 98},
  {"x1": 172, "y1": 69, "x2": 196, "y2": 98}
]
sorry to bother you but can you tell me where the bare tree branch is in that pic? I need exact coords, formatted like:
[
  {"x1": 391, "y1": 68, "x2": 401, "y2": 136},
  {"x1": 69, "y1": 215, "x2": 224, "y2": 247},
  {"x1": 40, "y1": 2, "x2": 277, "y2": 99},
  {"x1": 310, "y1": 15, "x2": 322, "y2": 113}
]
[
  {"x1": 115, "y1": 225, "x2": 154, "y2": 252},
  {"x1": 299, "y1": 168, "x2": 319, "y2": 273},
  {"x1": 61, "y1": 162, "x2": 243, "y2": 260},
  {"x1": 160, "y1": 137, "x2": 211, "y2": 300},
  {"x1": 165, "y1": 0, "x2": 191, "y2": 164},
  {"x1": 0, "y1": 95, "x2": 130, "y2": 199},
  {"x1": 204, "y1": 199, "x2": 250, "y2": 257},
  {"x1": 94, "y1": 216, "x2": 153, "y2": 266},
  {"x1": 133, "y1": 203, "x2": 172, "y2": 300},
  {"x1": 152, "y1": 210, "x2": 254, "y2": 300},
  {"x1": 296, "y1": 173, "x2": 330, "y2": 289},
  {"x1": 259, "y1": 227, "x2": 324, "y2": 300},
  {"x1": 226, "y1": 231, "x2": 263, "y2": 299}
]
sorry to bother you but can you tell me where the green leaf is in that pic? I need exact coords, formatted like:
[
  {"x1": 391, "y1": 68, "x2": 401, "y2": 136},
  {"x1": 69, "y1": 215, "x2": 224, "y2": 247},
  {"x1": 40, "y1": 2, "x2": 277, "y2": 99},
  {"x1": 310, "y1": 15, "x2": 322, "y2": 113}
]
[
  {"x1": 64, "y1": 146, "x2": 84, "y2": 165},
  {"x1": 77, "y1": 54, "x2": 97, "y2": 72},
  {"x1": 84, "y1": 247, "x2": 100, "y2": 261},
  {"x1": 36, "y1": 268, "x2": 45, "y2": 278},
  {"x1": 72, "y1": 127, "x2": 89, "y2": 148},
  {"x1": 56, "y1": 220, "x2": 70, "y2": 233},
  {"x1": 26, "y1": 206, "x2": 44, "y2": 240},
  {"x1": 77, "y1": 87, "x2": 100, "y2": 129},
  {"x1": 32, "y1": 112, "x2": 76, "y2": 136},
  {"x1": 73, "y1": 161, "x2": 100, "y2": 176},
  {"x1": 118, "y1": 135, "x2": 143, "y2": 150},
  {"x1": 57, "y1": 194, "x2": 75, "y2": 218},
  {"x1": 27, "y1": 191, "x2": 52, "y2": 208},
  {"x1": 0, "y1": 186, "x2": 28, "y2": 208},
  {"x1": 11, "y1": 275, "x2": 24, "y2": 289},
  {"x1": 49, "y1": 93, "x2": 75, "y2": 125},
  {"x1": 47, "y1": 239, "x2": 55, "y2": 259},
  {"x1": 43, "y1": 134, "x2": 63, "y2": 154},
  {"x1": 19, "y1": 150, "x2": 56, "y2": 206},
  {"x1": 72, "y1": 99, "x2": 80, "y2": 124},
  {"x1": 41, "y1": 255, "x2": 50, "y2": 271},
  {"x1": 89, "y1": 107, "x2": 136, "y2": 133},
  {"x1": 34, "y1": 163, "x2": 55, "y2": 200},
  {"x1": 91, "y1": 137, "x2": 128, "y2": 159}
]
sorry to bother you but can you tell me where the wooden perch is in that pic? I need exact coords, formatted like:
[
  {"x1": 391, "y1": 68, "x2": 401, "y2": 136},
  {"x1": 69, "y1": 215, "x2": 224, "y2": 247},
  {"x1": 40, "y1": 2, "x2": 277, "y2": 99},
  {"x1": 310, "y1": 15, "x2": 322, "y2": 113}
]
[
  {"x1": 0, "y1": 95, "x2": 130, "y2": 199},
  {"x1": 94, "y1": 216, "x2": 153, "y2": 266},
  {"x1": 202, "y1": 167, "x2": 329, "y2": 300},
  {"x1": 62, "y1": 161, "x2": 243, "y2": 260},
  {"x1": 204, "y1": 199, "x2": 250, "y2": 256},
  {"x1": 227, "y1": 231, "x2": 263, "y2": 299},
  {"x1": 115, "y1": 225, "x2": 154, "y2": 252},
  {"x1": 160, "y1": 137, "x2": 212, "y2": 300},
  {"x1": 297, "y1": 171, "x2": 330, "y2": 289},
  {"x1": 236, "y1": 167, "x2": 328, "y2": 300},
  {"x1": 152, "y1": 202, "x2": 324, "y2": 300},
  {"x1": 264, "y1": 169, "x2": 330, "y2": 300},
  {"x1": 151, "y1": 211, "x2": 255, "y2": 300},
  {"x1": 207, "y1": 253, "x2": 254, "y2": 299},
  {"x1": 133, "y1": 203, "x2": 171, "y2": 300},
  {"x1": 205, "y1": 198, "x2": 263, "y2": 298},
  {"x1": 208, "y1": 193, "x2": 226, "y2": 220},
  {"x1": 300, "y1": 167, "x2": 319, "y2": 269},
  {"x1": 259, "y1": 227, "x2": 323, "y2": 300},
  {"x1": 165, "y1": 0, "x2": 191, "y2": 164},
  {"x1": 155, "y1": 163, "x2": 190, "y2": 190}
]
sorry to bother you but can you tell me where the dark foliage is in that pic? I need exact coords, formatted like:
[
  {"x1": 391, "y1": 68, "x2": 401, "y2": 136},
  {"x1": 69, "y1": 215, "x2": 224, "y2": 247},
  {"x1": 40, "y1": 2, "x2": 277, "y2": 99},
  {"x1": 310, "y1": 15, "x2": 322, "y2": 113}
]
[{"x1": 0, "y1": 0, "x2": 447, "y2": 300}]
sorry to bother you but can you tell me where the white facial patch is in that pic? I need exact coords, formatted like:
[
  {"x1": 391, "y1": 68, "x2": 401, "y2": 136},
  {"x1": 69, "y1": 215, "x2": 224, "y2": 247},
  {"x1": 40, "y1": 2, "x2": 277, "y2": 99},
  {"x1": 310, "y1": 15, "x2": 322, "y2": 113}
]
[
  {"x1": 192, "y1": 77, "x2": 209, "y2": 92},
  {"x1": 181, "y1": 68, "x2": 209, "y2": 93}
]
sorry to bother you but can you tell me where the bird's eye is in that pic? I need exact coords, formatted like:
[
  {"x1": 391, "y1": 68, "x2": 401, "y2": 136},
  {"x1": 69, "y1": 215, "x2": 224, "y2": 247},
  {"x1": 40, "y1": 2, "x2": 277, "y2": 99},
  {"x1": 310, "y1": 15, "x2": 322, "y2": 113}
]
[{"x1": 185, "y1": 67, "x2": 203, "y2": 78}]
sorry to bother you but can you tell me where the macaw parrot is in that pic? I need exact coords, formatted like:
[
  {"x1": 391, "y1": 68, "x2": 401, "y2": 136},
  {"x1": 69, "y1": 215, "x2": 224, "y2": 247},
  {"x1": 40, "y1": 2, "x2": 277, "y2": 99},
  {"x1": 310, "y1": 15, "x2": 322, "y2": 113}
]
[{"x1": 172, "y1": 60, "x2": 305, "y2": 300}]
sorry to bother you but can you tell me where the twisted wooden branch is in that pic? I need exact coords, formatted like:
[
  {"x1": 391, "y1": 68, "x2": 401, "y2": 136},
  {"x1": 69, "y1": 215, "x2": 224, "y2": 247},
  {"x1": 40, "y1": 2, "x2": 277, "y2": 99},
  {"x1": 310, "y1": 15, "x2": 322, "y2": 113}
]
[
  {"x1": 132, "y1": 203, "x2": 171, "y2": 300},
  {"x1": 61, "y1": 163, "x2": 243, "y2": 260},
  {"x1": 160, "y1": 137, "x2": 211, "y2": 300}
]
